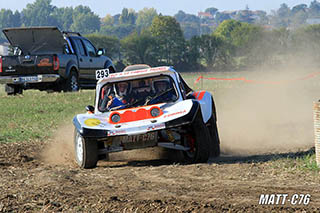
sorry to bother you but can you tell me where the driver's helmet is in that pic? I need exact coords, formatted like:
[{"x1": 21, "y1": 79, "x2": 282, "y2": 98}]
[
  {"x1": 152, "y1": 77, "x2": 171, "y2": 93},
  {"x1": 115, "y1": 81, "x2": 131, "y2": 97}
]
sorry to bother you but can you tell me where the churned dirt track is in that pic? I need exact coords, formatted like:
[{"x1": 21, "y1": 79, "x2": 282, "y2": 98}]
[{"x1": 0, "y1": 140, "x2": 319, "y2": 212}]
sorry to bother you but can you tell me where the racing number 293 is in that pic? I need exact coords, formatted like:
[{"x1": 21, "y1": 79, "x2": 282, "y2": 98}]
[{"x1": 96, "y1": 69, "x2": 109, "y2": 80}]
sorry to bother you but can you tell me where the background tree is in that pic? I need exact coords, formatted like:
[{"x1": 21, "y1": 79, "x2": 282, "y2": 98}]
[
  {"x1": 101, "y1": 14, "x2": 114, "y2": 27},
  {"x1": 119, "y1": 8, "x2": 137, "y2": 25},
  {"x1": 70, "y1": 5, "x2": 100, "y2": 34},
  {"x1": 22, "y1": 0, "x2": 56, "y2": 26},
  {"x1": 205, "y1": 7, "x2": 218, "y2": 16},
  {"x1": 51, "y1": 7, "x2": 73, "y2": 30},
  {"x1": 85, "y1": 33, "x2": 120, "y2": 60},
  {"x1": 291, "y1": 4, "x2": 308, "y2": 27},
  {"x1": 180, "y1": 22, "x2": 200, "y2": 40},
  {"x1": 0, "y1": 9, "x2": 21, "y2": 42},
  {"x1": 174, "y1": 10, "x2": 201, "y2": 39},
  {"x1": 291, "y1": 24, "x2": 320, "y2": 65},
  {"x1": 214, "y1": 12, "x2": 231, "y2": 23},
  {"x1": 150, "y1": 15, "x2": 186, "y2": 66},
  {"x1": 235, "y1": 10, "x2": 255, "y2": 23},
  {"x1": 253, "y1": 10, "x2": 269, "y2": 25},
  {"x1": 270, "y1": 3, "x2": 291, "y2": 28},
  {"x1": 214, "y1": 19, "x2": 242, "y2": 43},
  {"x1": 309, "y1": 0, "x2": 320, "y2": 17},
  {"x1": 182, "y1": 36, "x2": 202, "y2": 70},
  {"x1": 136, "y1": 8, "x2": 157, "y2": 32},
  {"x1": 121, "y1": 30, "x2": 157, "y2": 65},
  {"x1": 198, "y1": 34, "x2": 230, "y2": 69}
]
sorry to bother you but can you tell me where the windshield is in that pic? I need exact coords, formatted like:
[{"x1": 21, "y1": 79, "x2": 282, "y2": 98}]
[{"x1": 98, "y1": 75, "x2": 178, "y2": 112}]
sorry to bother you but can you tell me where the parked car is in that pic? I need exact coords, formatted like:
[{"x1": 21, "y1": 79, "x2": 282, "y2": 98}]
[
  {"x1": 0, "y1": 26, "x2": 115, "y2": 95},
  {"x1": 73, "y1": 65, "x2": 220, "y2": 168}
]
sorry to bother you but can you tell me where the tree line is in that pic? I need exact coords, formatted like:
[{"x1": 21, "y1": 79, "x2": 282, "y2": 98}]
[{"x1": 2, "y1": 0, "x2": 320, "y2": 71}]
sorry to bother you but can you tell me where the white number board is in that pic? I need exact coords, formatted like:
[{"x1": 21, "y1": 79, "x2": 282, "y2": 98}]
[{"x1": 96, "y1": 68, "x2": 109, "y2": 80}]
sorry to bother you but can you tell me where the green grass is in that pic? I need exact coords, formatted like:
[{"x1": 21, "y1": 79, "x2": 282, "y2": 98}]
[
  {"x1": 271, "y1": 152, "x2": 320, "y2": 172},
  {"x1": 0, "y1": 88, "x2": 95, "y2": 143}
]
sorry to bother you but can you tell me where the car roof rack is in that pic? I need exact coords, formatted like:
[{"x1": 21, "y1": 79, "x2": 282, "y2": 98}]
[{"x1": 62, "y1": 31, "x2": 82, "y2": 37}]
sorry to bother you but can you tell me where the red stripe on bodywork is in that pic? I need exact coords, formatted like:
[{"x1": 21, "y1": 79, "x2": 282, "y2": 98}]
[{"x1": 197, "y1": 91, "x2": 206, "y2": 100}]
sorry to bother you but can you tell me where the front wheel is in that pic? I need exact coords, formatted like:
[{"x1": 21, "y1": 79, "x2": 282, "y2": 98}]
[
  {"x1": 74, "y1": 129, "x2": 98, "y2": 169},
  {"x1": 182, "y1": 113, "x2": 210, "y2": 163}
]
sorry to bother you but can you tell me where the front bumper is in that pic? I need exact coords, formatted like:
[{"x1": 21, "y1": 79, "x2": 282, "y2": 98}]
[{"x1": 0, "y1": 74, "x2": 60, "y2": 84}]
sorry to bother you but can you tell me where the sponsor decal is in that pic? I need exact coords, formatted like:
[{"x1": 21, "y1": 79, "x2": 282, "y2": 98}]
[
  {"x1": 259, "y1": 194, "x2": 311, "y2": 205},
  {"x1": 107, "y1": 130, "x2": 126, "y2": 136},
  {"x1": 108, "y1": 66, "x2": 169, "y2": 79},
  {"x1": 84, "y1": 118, "x2": 101, "y2": 127},
  {"x1": 163, "y1": 110, "x2": 187, "y2": 119},
  {"x1": 147, "y1": 123, "x2": 165, "y2": 131},
  {"x1": 37, "y1": 58, "x2": 52, "y2": 67}
]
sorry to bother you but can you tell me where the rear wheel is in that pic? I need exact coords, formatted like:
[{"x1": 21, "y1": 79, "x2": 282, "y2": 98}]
[
  {"x1": 206, "y1": 98, "x2": 220, "y2": 158},
  {"x1": 5, "y1": 84, "x2": 23, "y2": 96},
  {"x1": 64, "y1": 70, "x2": 79, "y2": 92},
  {"x1": 74, "y1": 129, "x2": 98, "y2": 169},
  {"x1": 182, "y1": 113, "x2": 210, "y2": 163},
  {"x1": 206, "y1": 116, "x2": 220, "y2": 158}
]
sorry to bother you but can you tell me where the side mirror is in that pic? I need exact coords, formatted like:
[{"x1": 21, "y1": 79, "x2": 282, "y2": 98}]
[
  {"x1": 97, "y1": 48, "x2": 105, "y2": 56},
  {"x1": 86, "y1": 105, "x2": 95, "y2": 113}
]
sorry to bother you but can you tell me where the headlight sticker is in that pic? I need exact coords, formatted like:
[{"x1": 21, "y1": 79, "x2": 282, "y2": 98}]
[{"x1": 84, "y1": 118, "x2": 101, "y2": 127}]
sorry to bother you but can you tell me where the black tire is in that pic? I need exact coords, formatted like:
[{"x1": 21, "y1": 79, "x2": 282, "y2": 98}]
[
  {"x1": 182, "y1": 112, "x2": 210, "y2": 163},
  {"x1": 108, "y1": 66, "x2": 116, "y2": 74},
  {"x1": 64, "y1": 70, "x2": 79, "y2": 92},
  {"x1": 206, "y1": 98, "x2": 220, "y2": 158},
  {"x1": 207, "y1": 116, "x2": 220, "y2": 158},
  {"x1": 5, "y1": 84, "x2": 23, "y2": 96},
  {"x1": 74, "y1": 128, "x2": 98, "y2": 169}
]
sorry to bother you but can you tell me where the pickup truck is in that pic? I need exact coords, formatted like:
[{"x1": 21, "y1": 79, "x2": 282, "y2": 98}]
[{"x1": 0, "y1": 26, "x2": 116, "y2": 95}]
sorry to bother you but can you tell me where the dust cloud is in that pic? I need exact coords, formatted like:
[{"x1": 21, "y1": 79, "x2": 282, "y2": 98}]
[
  {"x1": 41, "y1": 124, "x2": 75, "y2": 166},
  {"x1": 40, "y1": 123, "x2": 168, "y2": 165},
  {"x1": 215, "y1": 61, "x2": 319, "y2": 155}
]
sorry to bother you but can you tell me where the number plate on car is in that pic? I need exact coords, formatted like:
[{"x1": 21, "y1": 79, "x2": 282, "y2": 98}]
[
  {"x1": 96, "y1": 68, "x2": 109, "y2": 80},
  {"x1": 121, "y1": 132, "x2": 157, "y2": 143},
  {"x1": 13, "y1": 76, "x2": 41, "y2": 83}
]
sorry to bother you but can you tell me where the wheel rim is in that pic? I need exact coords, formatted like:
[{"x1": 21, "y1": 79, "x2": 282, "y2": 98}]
[
  {"x1": 70, "y1": 75, "x2": 78, "y2": 91},
  {"x1": 75, "y1": 133, "x2": 84, "y2": 164}
]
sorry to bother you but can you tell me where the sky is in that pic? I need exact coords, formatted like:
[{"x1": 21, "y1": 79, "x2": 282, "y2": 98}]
[{"x1": 0, "y1": 0, "x2": 314, "y2": 17}]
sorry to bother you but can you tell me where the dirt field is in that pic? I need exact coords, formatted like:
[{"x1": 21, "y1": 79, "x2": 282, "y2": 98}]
[{"x1": 0, "y1": 138, "x2": 319, "y2": 212}]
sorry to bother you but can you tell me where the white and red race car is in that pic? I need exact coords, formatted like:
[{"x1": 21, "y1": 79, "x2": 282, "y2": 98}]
[{"x1": 73, "y1": 65, "x2": 220, "y2": 168}]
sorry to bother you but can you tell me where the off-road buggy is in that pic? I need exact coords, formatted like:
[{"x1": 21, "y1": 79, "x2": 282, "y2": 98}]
[{"x1": 73, "y1": 65, "x2": 220, "y2": 168}]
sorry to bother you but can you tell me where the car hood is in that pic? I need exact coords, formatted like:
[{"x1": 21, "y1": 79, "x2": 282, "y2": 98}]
[{"x1": 2, "y1": 27, "x2": 65, "y2": 55}]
